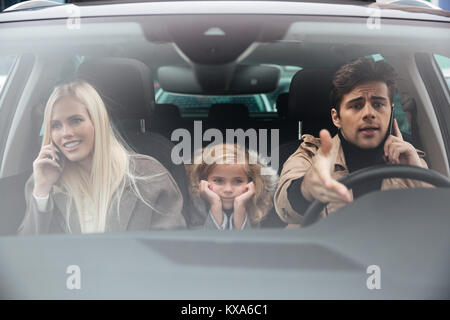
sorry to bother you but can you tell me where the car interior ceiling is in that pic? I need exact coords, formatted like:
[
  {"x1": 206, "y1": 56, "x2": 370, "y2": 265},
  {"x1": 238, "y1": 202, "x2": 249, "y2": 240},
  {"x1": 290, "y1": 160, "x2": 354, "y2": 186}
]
[{"x1": 0, "y1": 21, "x2": 449, "y2": 235}]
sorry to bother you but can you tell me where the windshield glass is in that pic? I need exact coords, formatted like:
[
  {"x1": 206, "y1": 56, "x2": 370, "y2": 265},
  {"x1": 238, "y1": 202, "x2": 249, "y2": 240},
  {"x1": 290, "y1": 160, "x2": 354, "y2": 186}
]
[
  {"x1": 1, "y1": 2, "x2": 450, "y2": 301},
  {"x1": 0, "y1": 12, "x2": 449, "y2": 237}
]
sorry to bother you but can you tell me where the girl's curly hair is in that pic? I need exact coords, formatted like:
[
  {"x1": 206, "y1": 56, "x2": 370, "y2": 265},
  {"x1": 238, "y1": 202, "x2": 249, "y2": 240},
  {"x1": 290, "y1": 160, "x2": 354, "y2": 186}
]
[{"x1": 187, "y1": 143, "x2": 278, "y2": 225}]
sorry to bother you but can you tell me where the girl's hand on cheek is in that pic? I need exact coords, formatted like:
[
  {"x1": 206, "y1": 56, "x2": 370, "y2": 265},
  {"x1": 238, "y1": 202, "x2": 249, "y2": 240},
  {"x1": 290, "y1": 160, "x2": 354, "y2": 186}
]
[
  {"x1": 234, "y1": 181, "x2": 255, "y2": 209},
  {"x1": 200, "y1": 180, "x2": 223, "y2": 226},
  {"x1": 199, "y1": 180, "x2": 221, "y2": 206},
  {"x1": 233, "y1": 182, "x2": 255, "y2": 229}
]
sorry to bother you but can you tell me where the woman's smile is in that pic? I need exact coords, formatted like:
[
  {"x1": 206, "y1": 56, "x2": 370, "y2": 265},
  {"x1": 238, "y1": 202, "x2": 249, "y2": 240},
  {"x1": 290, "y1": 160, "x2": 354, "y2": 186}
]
[{"x1": 62, "y1": 140, "x2": 82, "y2": 152}]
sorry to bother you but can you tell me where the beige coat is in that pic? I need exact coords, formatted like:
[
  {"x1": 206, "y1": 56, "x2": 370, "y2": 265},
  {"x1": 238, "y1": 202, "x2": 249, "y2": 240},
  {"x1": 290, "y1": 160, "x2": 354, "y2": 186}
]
[
  {"x1": 274, "y1": 134, "x2": 429, "y2": 225},
  {"x1": 18, "y1": 155, "x2": 186, "y2": 234}
]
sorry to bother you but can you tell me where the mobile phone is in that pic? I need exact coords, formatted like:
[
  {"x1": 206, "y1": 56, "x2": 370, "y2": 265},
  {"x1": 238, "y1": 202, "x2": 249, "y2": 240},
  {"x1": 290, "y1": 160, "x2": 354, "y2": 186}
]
[
  {"x1": 388, "y1": 106, "x2": 394, "y2": 136},
  {"x1": 51, "y1": 141, "x2": 65, "y2": 166},
  {"x1": 383, "y1": 107, "x2": 395, "y2": 163}
]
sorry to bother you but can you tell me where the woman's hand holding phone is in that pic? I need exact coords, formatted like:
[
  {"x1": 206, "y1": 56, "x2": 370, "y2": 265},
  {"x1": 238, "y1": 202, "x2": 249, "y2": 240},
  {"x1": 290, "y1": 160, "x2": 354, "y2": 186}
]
[{"x1": 32, "y1": 143, "x2": 64, "y2": 197}]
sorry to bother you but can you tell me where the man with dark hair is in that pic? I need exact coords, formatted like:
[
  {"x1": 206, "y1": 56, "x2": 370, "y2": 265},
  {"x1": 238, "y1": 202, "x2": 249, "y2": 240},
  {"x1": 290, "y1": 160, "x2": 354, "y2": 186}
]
[{"x1": 274, "y1": 57, "x2": 429, "y2": 226}]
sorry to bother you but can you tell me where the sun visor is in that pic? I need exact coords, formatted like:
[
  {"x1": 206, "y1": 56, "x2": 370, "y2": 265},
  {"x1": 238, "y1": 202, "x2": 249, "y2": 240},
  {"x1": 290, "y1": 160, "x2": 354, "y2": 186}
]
[{"x1": 158, "y1": 65, "x2": 280, "y2": 95}]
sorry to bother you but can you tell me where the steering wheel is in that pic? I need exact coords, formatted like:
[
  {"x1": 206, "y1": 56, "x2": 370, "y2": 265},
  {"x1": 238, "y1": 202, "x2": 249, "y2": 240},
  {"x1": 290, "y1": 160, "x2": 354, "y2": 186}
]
[{"x1": 301, "y1": 165, "x2": 450, "y2": 227}]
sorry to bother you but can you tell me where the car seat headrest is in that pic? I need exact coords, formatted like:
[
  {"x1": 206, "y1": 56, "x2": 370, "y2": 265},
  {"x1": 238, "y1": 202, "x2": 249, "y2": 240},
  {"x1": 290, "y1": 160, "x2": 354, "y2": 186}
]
[
  {"x1": 76, "y1": 57, "x2": 155, "y2": 120},
  {"x1": 288, "y1": 68, "x2": 336, "y2": 121},
  {"x1": 208, "y1": 103, "x2": 249, "y2": 122},
  {"x1": 276, "y1": 92, "x2": 289, "y2": 118},
  {"x1": 154, "y1": 104, "x2": 181, "y2": 120}
]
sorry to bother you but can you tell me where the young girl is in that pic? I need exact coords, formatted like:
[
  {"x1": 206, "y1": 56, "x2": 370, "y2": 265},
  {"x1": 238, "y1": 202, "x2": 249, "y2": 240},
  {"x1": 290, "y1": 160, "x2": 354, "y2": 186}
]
[
  {"x1": 19, "y1": 81, "x2": 186, "y2": 234},
  {"x1": 188, "y1": 143, "x2": 278, "y2": 230}
]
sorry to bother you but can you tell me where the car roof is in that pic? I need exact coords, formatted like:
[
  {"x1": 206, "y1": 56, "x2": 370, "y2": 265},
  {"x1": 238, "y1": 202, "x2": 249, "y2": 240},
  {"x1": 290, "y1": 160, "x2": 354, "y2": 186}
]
[{"x1": 0, "y1": 0, "x2": 449, "y2": 23}]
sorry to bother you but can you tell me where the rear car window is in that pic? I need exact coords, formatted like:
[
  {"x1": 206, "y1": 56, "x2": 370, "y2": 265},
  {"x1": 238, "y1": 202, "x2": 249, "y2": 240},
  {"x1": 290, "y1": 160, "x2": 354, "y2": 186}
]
[
  {"x1": 155, "y1": 89, "x2": 268, "y2": 114},
  {"x1": 155, "y1": 65, "x2": 301, "y2": 116}
]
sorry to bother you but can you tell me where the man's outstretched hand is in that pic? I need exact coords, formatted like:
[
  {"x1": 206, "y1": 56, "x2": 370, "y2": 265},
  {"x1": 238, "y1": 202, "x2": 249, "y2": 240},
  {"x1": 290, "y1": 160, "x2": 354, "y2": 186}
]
[{"x1": 301, "y1": 129, "x2": 352, "y2": 204}]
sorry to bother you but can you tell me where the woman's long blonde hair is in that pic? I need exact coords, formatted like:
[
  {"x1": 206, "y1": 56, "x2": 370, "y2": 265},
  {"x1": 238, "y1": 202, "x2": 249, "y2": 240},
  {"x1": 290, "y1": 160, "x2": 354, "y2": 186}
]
[
  {"x1": 41, "y1": 81, "x2": 158, "y2": 233},
  {"x1": 188, "y1": 143, "x2": 278, "y2": 225}
]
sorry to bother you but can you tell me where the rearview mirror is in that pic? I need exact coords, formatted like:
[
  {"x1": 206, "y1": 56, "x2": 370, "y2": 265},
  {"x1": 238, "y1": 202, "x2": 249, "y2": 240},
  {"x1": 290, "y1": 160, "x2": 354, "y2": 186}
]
[{"x1": 157, "y1": 65, "x2": 280, "y2": 95}]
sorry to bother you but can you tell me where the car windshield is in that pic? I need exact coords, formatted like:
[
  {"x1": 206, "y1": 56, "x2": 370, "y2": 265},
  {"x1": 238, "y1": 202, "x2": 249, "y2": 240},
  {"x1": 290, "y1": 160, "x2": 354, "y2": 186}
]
[
  {"x1": 0, "y1": 5, "x2": 449, "y2": 228},
  {"x1": 0, "y1": 0, "x2": 449, "y2": 300}
]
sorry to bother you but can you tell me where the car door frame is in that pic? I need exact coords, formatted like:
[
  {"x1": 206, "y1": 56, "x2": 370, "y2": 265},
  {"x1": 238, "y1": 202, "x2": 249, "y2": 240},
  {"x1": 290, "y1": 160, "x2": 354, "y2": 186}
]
[
  {"x1": 0, "y1": 53, "x2": 35, "y2": 175},
  {"x1": 415, "y1": 52, "x2": 450, "y2": 168}
]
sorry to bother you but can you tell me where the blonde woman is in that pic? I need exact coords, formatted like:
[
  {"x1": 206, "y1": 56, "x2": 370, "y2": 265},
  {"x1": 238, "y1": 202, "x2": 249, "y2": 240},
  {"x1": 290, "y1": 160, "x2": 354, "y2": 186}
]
[
  {"x1": 188, "y1": 143, "x2": 278, "y2": 230},
  {"x1": 19, "y1": 81, "x2": 186, "y2": 234}
]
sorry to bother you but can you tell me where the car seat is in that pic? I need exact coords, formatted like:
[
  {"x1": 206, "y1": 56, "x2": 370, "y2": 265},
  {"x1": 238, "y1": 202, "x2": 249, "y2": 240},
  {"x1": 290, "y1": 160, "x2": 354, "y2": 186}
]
[
  {"x1": 149, "y1": 103, "x2": 184, "y2": 140},
  {"x1": 275, "y1": 68, "x2": 338, "y2": 174},
  {"x1": 275, "y1": 92, "x2": 298, "y2": 145},
  {"x1": 208, "y1": 103, "x2": 249, "y2": 128},
  {"x1": 77, "y1": 57, "x2": 204, "y2": 227}
]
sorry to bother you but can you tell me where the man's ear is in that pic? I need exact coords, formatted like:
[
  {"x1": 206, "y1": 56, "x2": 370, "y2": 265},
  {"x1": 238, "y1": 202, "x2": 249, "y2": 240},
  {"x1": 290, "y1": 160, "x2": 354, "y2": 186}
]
[{"x1": 331, "y1": 108, "x2": 341, "y2": 129}]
